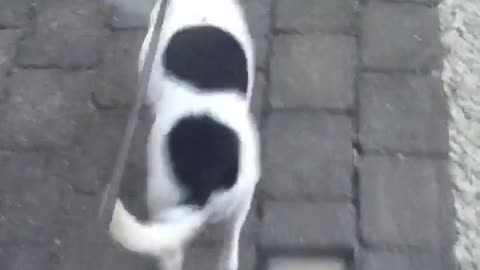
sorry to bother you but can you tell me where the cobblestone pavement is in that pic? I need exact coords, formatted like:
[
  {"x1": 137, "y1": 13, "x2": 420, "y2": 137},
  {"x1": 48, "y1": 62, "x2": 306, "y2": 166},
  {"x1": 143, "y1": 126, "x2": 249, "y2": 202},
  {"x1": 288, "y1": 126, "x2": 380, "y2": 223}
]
[{"x1": 0, "y1": 0, "x2": 456, "y2": 269}]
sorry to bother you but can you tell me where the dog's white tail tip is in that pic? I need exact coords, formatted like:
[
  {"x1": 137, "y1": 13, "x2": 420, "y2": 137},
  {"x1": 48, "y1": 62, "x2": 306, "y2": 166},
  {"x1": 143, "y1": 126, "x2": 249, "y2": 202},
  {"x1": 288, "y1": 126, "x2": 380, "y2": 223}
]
[{"x1": 109, "y1": 198, "x2": 204, "y2": 257}]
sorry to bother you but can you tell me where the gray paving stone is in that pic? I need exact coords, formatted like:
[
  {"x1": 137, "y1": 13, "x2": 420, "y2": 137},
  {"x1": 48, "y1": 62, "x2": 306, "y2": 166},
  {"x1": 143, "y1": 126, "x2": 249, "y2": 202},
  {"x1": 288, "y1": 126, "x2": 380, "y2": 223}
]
[
  {"x1": 360, "y1": 250, "x2": 456, "y2": 270},
  {"x1": 268, "y1": 257, "x2": 346, "y2": 270},
  {"x1": 73, "y1": 110, "x2": 151, "y2": 196},
  {"x1": 185, "y1": 242, "x2": 256, "y2": 270},
  {"x1": 47, "y1": 150, "x2": 102, "y2": 195},
  {"x1": 359, "y1": 156, "x2": 452, "y2": 248},
  {"x1": 42, "y1": 110, "x2": 150, "y2": 201},
  {"x1": 251, "y1": 71, "x2": 266, "y2": 124},
  {"x1": 3, "y1": 245, "x2": 59, "y2": 270},
  {"x1": 0, "y1": 152, "x2": 48, "y2": 191},
  {"x1": 275, "y1": 0, "x2": 357, "y2": 33},
  {"x1": 261, "y1": 113, "x2": 352, "y2": 201},
  {"x1": 16, "y1": 0, "x2": 107, "y2": 68},
  {"x1": 45, "y1": 109, "x2": 150, "y2": 195},
  {"x1": 195, "y1": 203, "x2": 259, "y2": 244},
  {"x1": 0, "y1": 246, "x2": 8, "y2": 269},
  {"x1": 377, "y1": 0, "x2": 440, "y2": 5},
  {"x1": 0, "y1": 69, "x2": 95, "y2": 149},
  {"x1": 93, "y1": 30, "x2": 146, "y2": 109},
  {"x1": 244, "y1": 0, "x2": 273, "y2": 68},
  {"x1": 54, "y1": 194, "x2": 145, "y2": 264},
  {"x1": 270, "y1": 34, "x2": 356, "y2": 110},
  {"x1": 55, "y1": 207, "x2": 111, "y2": 249},
  {"x1": 0, "y1": 0, "x2": 31, "y2": 27},
  {"x1": 360, "y1": 2, "x2": 442, "y2": 71},
  {"x1": 45, "y1": 191, "x2": 152, "y2": 269},
  {"x1": 0, "y1": 152, "x2": 69, "y2": 243},
  {"x1": 58, "y1": 193, "x2": 97, "y2": 233},
  {"x1": 107, "y1": 0, "x2": 155, "y2": 29},
  {"x1": 260, "y1": 202, "x2": 355, "y2": 249},
  {"x1": 0, "y1": 29, "x2": 20, "y2": 101},
  {"x1": 56, "y1": 227, "x2": 152, "y2": 270},
  {"x1": 99, "y1": 249, "x2": 151, "y2": 270},
  {"x1": 358, "y1": 73, "x2": 448, "y2": 154}
]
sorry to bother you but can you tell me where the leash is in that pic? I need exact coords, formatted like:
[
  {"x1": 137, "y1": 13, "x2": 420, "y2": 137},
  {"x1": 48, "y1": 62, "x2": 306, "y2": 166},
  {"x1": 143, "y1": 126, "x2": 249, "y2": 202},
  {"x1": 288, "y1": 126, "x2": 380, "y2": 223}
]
[
  {"x1": 67, "y1": 2, "x2": 170, "y2": 269},
  {"x1": 97, "y1": 0, "x2": 169, "y2": 228},
  {"x1": 65, "y1": 2, "x2": 169, "y2": 268}
]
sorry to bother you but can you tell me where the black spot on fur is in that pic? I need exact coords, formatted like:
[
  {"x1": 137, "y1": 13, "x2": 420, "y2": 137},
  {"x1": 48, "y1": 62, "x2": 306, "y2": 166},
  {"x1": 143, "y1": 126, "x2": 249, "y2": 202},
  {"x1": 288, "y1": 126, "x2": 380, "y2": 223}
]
[
  {"x1": 164, "y1": 26, "x2": 248, "y2": 93},
  {"x1": 167, "y1": 115, "x2": 239, "y2": 206}
]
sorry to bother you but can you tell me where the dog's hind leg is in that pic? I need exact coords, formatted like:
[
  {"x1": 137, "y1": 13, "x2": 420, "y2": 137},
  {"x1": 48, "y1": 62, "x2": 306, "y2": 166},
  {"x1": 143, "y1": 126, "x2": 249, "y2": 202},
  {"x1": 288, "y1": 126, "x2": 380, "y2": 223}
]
[{"x1": 218, "y1": 190, "x2": 255, "y2": 270}]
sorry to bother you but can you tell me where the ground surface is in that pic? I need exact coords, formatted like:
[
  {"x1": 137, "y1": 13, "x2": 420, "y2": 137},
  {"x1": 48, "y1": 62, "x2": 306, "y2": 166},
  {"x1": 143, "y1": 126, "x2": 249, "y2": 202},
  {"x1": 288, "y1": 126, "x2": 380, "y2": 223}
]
[
  {"x1": 440, "y1": 1, "x2": 480, "y2": 269},
  {"x1": 0, "y1": 0, "x2": 457, "y2": 269}
]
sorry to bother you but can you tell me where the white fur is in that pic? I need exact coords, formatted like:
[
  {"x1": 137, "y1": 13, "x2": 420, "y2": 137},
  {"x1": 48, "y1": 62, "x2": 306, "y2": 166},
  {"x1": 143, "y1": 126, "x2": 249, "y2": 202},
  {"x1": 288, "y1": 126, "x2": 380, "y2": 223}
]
[
  {"x1": 109, "y1": 200, "x2": 205, "y2": 257},
  {"x1": 109, "y1": 1, "x2": 260, "y2": 270}
]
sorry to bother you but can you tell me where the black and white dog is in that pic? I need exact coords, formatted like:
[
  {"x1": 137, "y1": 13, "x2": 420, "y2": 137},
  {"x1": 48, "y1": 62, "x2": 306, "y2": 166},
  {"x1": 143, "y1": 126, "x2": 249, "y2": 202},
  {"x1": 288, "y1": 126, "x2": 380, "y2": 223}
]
[{"x1": 108, "y1": 0, "x2": 260, "y2": 270}]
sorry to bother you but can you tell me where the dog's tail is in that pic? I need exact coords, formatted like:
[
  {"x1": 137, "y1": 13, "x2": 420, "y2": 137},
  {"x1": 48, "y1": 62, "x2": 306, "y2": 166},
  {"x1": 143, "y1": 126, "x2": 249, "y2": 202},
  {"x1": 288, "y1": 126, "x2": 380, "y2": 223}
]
[{"x1": 109, "y1": 199, "x2": 205, "y2": 257}]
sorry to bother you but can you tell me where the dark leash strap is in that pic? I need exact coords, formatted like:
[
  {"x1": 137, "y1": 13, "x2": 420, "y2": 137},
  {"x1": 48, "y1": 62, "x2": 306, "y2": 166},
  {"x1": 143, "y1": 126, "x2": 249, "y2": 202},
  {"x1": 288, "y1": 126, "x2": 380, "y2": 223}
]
[
  {"x1": 66, "y1": 2, "x2": 169, "y2": 269},
  {"x1": 72, "y1": 2, "x2": 171, "y2": 269},
  {"x1": 67, "y1": 0, "x2": 169, "y2": 270},
  {"x1": 97, "y1": 0, "x2": 169, "y2": 228}
]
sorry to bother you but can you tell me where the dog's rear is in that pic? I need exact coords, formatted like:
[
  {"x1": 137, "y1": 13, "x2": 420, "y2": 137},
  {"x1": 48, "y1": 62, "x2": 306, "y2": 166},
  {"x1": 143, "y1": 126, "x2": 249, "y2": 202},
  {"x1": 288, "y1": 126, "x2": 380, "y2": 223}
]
[{"x1": 109, "y1": 0, "x2": 259, "y2": 269}]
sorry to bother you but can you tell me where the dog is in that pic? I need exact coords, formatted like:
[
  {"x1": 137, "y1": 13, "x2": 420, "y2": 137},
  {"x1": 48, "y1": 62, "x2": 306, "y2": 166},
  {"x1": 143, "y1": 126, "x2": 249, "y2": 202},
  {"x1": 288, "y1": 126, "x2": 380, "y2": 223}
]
[{"x1": 108, "y1": 0, "x2": 260, "y2": 270}]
